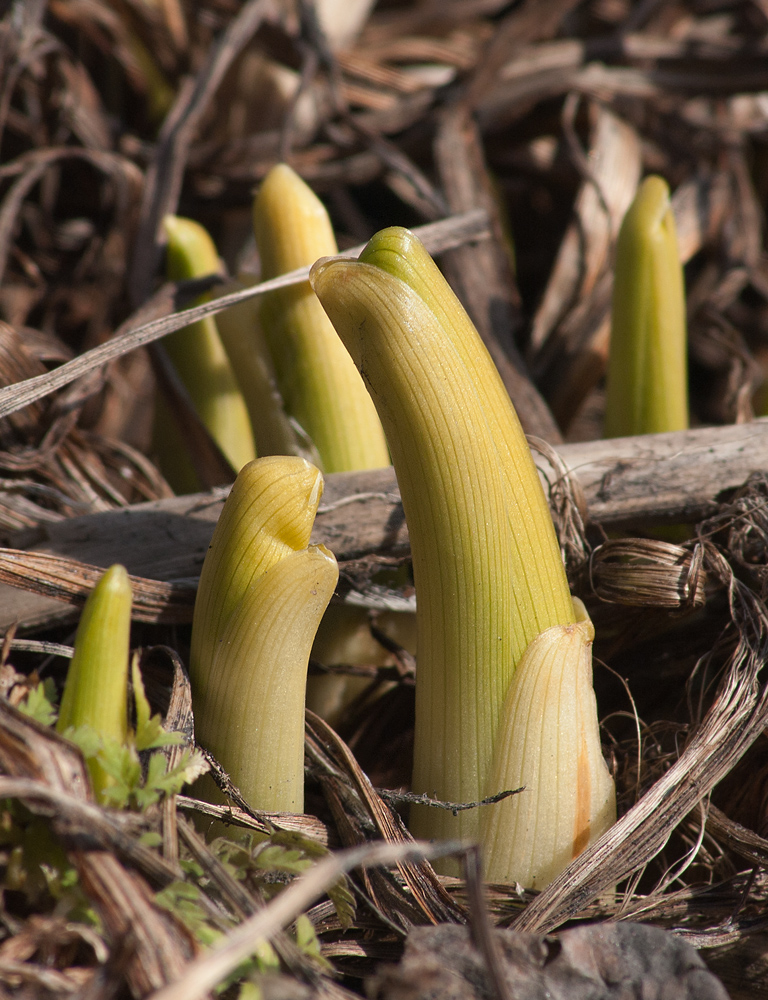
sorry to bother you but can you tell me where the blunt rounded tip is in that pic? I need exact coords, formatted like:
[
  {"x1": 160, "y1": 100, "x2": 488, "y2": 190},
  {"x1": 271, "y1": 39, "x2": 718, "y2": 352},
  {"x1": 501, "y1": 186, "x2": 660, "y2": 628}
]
[
  {"x1": 162, "y1": 214, "x2": 220, "y2": 281},
  {"x1": 99, "y1": 563, "x2": 132, "y2": 596},
  {"x1": 630, "y1": 175, "x2": 672, "y2": 233},
  {"x1": 253, "y1": 164, "x2": 337, "y2": 278},
  {"x1": 362, "y1": 225, "x2": 420, "y2": 258}
]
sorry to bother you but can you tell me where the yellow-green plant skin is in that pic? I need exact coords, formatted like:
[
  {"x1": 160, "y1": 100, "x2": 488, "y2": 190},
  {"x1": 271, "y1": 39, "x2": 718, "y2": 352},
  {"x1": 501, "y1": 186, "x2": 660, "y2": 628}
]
[
  {"x1": 481, "y1": 598, "x2": 616, "y2": 889},
  {"x1": 189, "y1": 456, "x2": 339, "y2": 812},
  {"x1": 160, "y1": 215, "x2": 257, "y2": 478},
  {"x1": 199, "y1": 543, "x2": 338, "y2": 812},
  {"x1": 313, "y1": 234, "x2": 615, "y2": 878},
  {"x1": 360, "y1": 228, "x2": 574, "y2": 649},
  {"x1": 56, "y1": 564, "x2": 133, "y2": 800},
  {"x1": 604, "y1": 175, "x2": 688, "y2": 438},
  {"x1": 252, "y1": 164, "x2": 389, "y2": 473},
  {"x1": 312, "y1": 256, "x2": 519, "y2": 850},
  {"x1": 190, "y1": 456, "x2": 323, "y2": 706}
]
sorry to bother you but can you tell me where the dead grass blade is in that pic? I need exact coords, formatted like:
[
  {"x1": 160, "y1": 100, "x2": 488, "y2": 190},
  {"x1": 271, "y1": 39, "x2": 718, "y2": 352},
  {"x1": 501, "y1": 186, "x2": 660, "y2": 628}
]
[
  {"x1": 530, "y1": 103, "x2": 641, "y2": 359},
  {"x1": 707, "y1": 803, "x2": 768, "y2": 870},
  {"x1": 588, "y1": 539, "x2": 706, "y2": 609},
  {"x1": 306, "y1": 711, "x2": 464, "y2": 927},
  {"x1": 1, "y1": 422, "x2": 766, "y2": 632},
  {"x1": 0, "y1": 147, "x2": 142, "y2": 289},
  {"x1": 529, "y1": 106, "x2": 643, "y2": 429}
]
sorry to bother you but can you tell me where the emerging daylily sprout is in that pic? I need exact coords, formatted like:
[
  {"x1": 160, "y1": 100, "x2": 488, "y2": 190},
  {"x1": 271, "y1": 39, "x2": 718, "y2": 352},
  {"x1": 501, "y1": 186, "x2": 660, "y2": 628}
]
[
  {"x1": 252, "y1": 164, "x2": 389, "y2": 474},
  {"x1": 190, "y1": 456, "x2": 338, "y2": 813},
  {"x1": 604, "y1": 175, "x2": 688, "y2": 437},
  {"x1": 311, "y1": 230, "x2": 615, "y2": 883},
  {"x1": 155, "y1": 215, "x2": 256, "y2": 492},
  {"x1": 56, "y1": 564, "x2": 132, "y2": 801}
]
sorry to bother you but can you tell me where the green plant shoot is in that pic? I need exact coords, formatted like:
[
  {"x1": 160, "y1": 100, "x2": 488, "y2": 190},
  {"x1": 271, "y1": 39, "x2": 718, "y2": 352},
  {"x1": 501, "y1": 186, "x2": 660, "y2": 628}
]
[{"x1": 604, "y1": 175, "x2": 688, "y2": 437}]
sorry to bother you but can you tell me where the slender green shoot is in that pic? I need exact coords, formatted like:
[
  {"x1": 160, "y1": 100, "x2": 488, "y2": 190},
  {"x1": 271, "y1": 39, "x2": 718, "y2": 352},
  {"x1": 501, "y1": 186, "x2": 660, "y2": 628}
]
[{"x1": 604, "y1": 175, "x2": 688, "y2": 438}]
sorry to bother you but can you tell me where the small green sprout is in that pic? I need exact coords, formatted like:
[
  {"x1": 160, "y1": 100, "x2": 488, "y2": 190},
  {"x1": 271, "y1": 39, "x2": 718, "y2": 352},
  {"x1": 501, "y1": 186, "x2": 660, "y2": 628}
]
[{"x1": 605, "y1": 175, "x2": 688, "y2": 437}]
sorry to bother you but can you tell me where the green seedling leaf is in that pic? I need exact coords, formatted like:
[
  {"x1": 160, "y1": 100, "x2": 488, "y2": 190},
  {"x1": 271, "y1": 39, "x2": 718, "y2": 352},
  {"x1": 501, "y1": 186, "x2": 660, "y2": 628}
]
[
  {"x1": 253, "y1": 843, "x2": 313, "y2": 875},
  {"x1": 139, "y1": 831, "x2": 163, "y2": 848},
  {"x1": 268, "y1": 828, "x2": 328, "y2": 859},
  {"x1": 294, "y1": 913, "x2": 331, "y2": 970},
  {"x1": 210, "y1": 828, "x2": 354, "y2": 937},
  {"x1": 133, "y1": 749, "x2": 204, "y2": 808},
  {"x1": 180, "y1": 858, "x2": 205, "y2": 879},
  {"x1": 18, "y1": 679, "x2": 58, "y2": 727},
  {"x1": 64, "y1": 719, "x2": 203, "y2": 809},
  {"x1": 3, "y1": 814, "x2": 97, "y2": 924},
  {"x1": 326, "y1": 876, "x2": 356, "y2": 931},
  {"x1": 64, "y1": 723, "x2": 105, "y2": 761},
  {"x1": 263, "y1": 830, "x2": 355, "y2": 929},
  {"x1": 251, "y1": 940, "x2": 280, "y2": 974},
  {"x1": 132, "y1": 655, "x2": 184, "y2": 751},
  {"x1": 97, "y1": 741, "x2": 142, "y2": 809},
  {"x1": 156, "y1": 881, "x2": 222, "y2": 947}
]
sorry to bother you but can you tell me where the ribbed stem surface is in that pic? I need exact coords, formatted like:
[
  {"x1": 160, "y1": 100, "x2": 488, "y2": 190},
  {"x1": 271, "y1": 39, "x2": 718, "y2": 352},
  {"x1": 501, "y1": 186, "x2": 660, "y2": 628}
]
[
  {"x1": 360, "y1": 228, "x2": 574, "y2": 653},
  {"x1": 190, "y1": 456, "x2": 336, "y2": 812},
  {"x1": 312, "y1": 258, "x2": 515, "y2": 848}
]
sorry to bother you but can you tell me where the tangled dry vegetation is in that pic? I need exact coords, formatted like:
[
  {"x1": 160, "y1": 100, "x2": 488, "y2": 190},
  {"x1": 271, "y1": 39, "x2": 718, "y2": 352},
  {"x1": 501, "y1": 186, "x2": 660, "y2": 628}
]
[{"x1": 3, "y1": 0, "x2": 768, "y2": 997}]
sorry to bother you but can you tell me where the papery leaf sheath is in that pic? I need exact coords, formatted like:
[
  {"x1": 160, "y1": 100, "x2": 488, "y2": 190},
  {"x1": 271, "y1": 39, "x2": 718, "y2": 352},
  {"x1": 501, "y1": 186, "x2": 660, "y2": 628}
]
[{"x1": 481, "y1": 599, "x2": 616, "y2": 888}]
